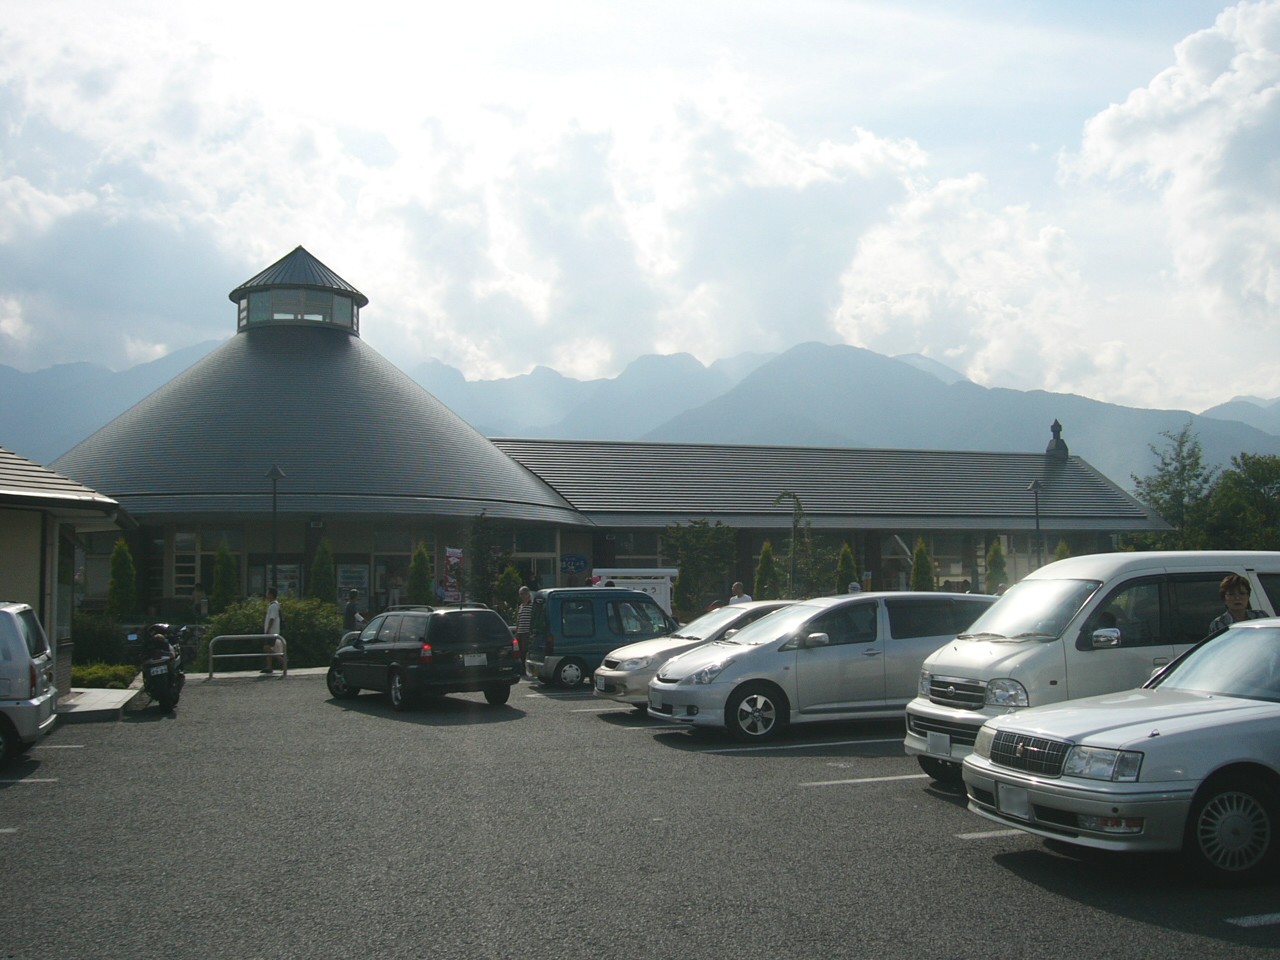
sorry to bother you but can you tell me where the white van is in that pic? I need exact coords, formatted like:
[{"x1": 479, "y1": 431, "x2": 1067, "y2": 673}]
[
  {"x1": 904, "y1": 551, "x2": 1280, "y2": 783},
  {"x1": 0, "y1": 601, "x2": 57, "y2": 768}
]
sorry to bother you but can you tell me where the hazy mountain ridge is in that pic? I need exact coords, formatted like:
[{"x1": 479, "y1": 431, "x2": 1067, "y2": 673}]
[{"x1": 3, "y1": 339, "x2": 1279, "y2": 490}]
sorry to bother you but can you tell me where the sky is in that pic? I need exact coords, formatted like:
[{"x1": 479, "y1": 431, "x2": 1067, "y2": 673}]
[{"x1": 1, "y1": 0, "x2": 1277, "y2": 413}]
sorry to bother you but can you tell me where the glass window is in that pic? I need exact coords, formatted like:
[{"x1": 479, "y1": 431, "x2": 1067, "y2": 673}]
[
  {"x1": 1256, "y1": 573, "x2": 1280, "y2": 615},
  {"x1": 333, "y1": 296, "x2": 353, "y2": 327},
  {"x1": 1169, "y1": 572, "x2": 1236, "y2": 644},
  {"x1": 807, "y1": 603, "x2": 877, "y2": 645},
  {"x1": 886, "y1": 597, "x2": 957, "y2": 640},
  {"x1": 608, "y1": 600, "x2": 669, "y2": 638},
  {"x1": 376, "y1": 615, "x2": 403, "y2": 642},
  {"x1": 303, "y1": 290, "x2": 329, "y2": 322},
  {"x1": 249, "y1": 291, "x2": 271, "y2": 324},
  {"x1": 1086, "y1": 578, "x2": 1162, "y2": 647},
  {"x1": 561, "y1": 600, "x2": 595, "y2": 638}
]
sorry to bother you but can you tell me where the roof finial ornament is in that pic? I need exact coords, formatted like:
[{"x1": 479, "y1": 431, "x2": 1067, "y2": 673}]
[{"x1": 1046, "y1": 419, "x2": 1069, "y2": 461}]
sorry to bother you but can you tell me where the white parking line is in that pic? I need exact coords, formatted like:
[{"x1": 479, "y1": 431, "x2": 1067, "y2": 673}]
[
  {"x1": 1226, "y1": 913, "x2": 1280, "y2": 928},
  {"x1": 570, "y1": 706, "x2": 620, "y2": 713},
  {"x1": 707, "y1": 737, "x2": 904, "y2": 755},
  {"x1": 34, "y1": 744, "x2": 83, "y2": 749},
  {"x1": 957, "y1": 829, "x2": 1025, "y2": 840},
  {"x1": 0, "y1": 779, "x2": 58, "y2": 784},
  {"x1": 800, "y1": 774, "x2": 929, "y2": 787}
]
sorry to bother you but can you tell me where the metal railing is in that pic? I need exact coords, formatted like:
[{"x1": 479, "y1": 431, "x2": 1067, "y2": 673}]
[{"x1": 207, "y1": 634, "x2": 288, "y2": 678}]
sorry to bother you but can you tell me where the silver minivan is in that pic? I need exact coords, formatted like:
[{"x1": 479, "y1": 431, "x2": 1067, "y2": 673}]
[
  {"x1": 0, "y1": 601, "x2": 57, "y2": 767},
  {"x1": 648, "y1": 592, "x2": 995, "y2": 741}
]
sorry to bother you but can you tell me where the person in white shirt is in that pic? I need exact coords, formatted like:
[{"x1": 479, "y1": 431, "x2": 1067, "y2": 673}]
[
  {"x1": 261, "y1": 588, "x2": 283, "y2": 674},
  {"x1": 728, "y1": 582, "x2": 752, "y2": 604}
]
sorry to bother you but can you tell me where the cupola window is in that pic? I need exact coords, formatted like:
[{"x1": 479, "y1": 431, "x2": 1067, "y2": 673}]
[{"x1": 237, "y1": 289, "x2": 359, "y2": 333}]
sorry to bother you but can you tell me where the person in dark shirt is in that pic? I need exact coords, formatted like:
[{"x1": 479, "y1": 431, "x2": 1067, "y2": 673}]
[{"x1": 343, "y1": 589, "x2": 364, "y2": 632}]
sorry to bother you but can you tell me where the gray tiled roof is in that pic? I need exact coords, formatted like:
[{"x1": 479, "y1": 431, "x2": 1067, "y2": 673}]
[
  {"x1": 53, "y1": 327, "x2": 588, "y2": 526},
  {"x1": 0, "y1": 445, "x2": 118, "y2": 515},
  {"x1": 228, "y1": 246, "x2": 369, "y2": 307},
  {"x1": 491, "y1": 438, "x2": 1168, "y2": 532}
]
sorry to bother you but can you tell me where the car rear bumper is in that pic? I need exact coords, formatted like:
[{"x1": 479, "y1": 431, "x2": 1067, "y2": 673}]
[{"x1": 2, "y1": 690, "x2": 58, "y2": 746}]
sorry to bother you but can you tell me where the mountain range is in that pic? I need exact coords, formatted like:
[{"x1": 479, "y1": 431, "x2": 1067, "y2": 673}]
[{"x1": 4, "y1": 339, "x2": 1280, "y2": 492}]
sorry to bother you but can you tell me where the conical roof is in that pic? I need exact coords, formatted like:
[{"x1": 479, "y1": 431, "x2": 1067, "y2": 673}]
[
  {"x1": 229, "y1": 246, "x2": 369, "y2": 307},
  {"x1": 52, "y1": 325, "x2": 586, "y2": 525}
]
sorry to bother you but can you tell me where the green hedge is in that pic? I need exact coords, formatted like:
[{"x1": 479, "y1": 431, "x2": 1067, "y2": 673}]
[
  {"x1": 72, "y1": 613, "x2": 129, "y2": 665},
  {"x1": 72, "y1": 663, "x2": 138, "y2": 689},
  {"x1": 202, "y1": 596, "x2": 343, "y2": 669}
]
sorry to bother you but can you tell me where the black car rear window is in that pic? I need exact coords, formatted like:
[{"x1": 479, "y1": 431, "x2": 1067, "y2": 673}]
[{"x1": 431, "y1": 612, "x2": 511, "y2": 646}]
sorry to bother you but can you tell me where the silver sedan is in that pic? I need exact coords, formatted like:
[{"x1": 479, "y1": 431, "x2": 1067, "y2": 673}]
[
  {"x1": 963, "y1": 617, "x2": 1280, "y2": 885},
  {"x1": 593, "y1": 601, "x2": 791, "y2": 709}
]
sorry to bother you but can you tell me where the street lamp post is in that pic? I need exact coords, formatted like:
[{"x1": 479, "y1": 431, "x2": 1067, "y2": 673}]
[
  {"x1": 1027, "y1": 479, "x2": 1043, "y2": 569},
  {"x1": 267, "y1": 464, "x2": 286, "y2": 592},
  {"x1": 774, "y1": 490, "x2": 803, "y2": 597}
]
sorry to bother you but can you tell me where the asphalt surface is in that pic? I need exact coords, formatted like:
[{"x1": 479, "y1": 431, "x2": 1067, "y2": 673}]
[{"x1": 3, "y1": 674, "x2": 1279, "y2": 959}]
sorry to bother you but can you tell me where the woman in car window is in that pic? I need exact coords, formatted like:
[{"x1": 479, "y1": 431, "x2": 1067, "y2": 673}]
[{"x1": 1208, "y1": 574, "x2": 1267, "y2": 635}]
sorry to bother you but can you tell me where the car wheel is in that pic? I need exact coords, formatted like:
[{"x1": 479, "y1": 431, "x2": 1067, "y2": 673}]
[
  {"x1": 1184, "y1": 774, "x2": 1279, "y2": 884},
  {"x1": 0, "y1": 715, "x2": 18, "y2": 769},
  {"x1": 388, "y1": 670, "x2": 412, "y2": 712},
  {"x1": 917, "y1": 756, "x2": 963, "y2": 785},
  {"x1": 554, "y1": 658, "x2": 587, "y2": 688},
  {"x1": 725, "y1": 683, "x2": 785, "y2": 741},
  {"x1": 483, "y1": 685, "x2": 511, "y2": 706},
  {"x1": 326, "y1": 666, "x2": 360, "y2": 700}
]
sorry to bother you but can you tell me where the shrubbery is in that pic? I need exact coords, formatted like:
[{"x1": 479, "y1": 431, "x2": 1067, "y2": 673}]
[
  {"x1": 72, "y1": 613, "x2": 129, "y2": 665},
  {"x1": 203, "y1": 596, "x2": 343, "y2": 669},
  {"x1": 72, "y1": 663, "x2": 138, "y2": 689}
]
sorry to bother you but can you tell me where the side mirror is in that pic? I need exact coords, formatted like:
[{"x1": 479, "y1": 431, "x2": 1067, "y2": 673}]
[
  {"x1": 723, "y1": 628, "x2": 739, "y2": 640},
  {"x1": 803, "y1": 631, "x2": 831, "y2": 648},
  {"x1": 1091, "y1": 627, "x2": 1121, "y2": 649}
]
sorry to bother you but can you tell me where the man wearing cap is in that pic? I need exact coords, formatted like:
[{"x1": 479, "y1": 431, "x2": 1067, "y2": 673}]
[{"x1": 343, "y1": 589, "x2": 365, "y2": 632}]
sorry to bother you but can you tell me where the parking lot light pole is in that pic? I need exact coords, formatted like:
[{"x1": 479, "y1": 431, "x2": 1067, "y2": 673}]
[
  {"x1": 267, "y1": 464, "x2": 286, "y2": 592},
  {"x1": 1027, "y1": 479, "x2": 1043, "y2": 569}
]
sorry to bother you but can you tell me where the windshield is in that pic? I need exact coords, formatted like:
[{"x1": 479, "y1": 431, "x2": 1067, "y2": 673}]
[
  {"x1": 959, "y1": 579, "x2": 1101, "y2": 642},
  {"x1": 1152, "y1": 624, "x2": 1280, "y2": 702},
  {"x1": 672, "y1": 604, "x2": 760, "y2": 640},
  {"x1": 714, "y1": 602, "x2": 825, "y2": 647}
]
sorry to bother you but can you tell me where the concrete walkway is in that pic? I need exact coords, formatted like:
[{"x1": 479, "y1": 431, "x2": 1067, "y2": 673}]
[{"x1": 57, "y1": 666, "x2": 328, "y2": 723}]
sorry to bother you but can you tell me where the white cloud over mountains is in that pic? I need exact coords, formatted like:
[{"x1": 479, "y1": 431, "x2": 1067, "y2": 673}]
[{"x1": 0, "y1": 1, "x2": 1274, "y2": 413}]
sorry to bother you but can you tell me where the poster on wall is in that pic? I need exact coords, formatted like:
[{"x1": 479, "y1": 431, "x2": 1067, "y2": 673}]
[
  {"x1": 443, "y1": 547, "x2": 463, "y2": 602},
  {"x1": 337, "y1": 564, "x2": 370, "y2": 609}
]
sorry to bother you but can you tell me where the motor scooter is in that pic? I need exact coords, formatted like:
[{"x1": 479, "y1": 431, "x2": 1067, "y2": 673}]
[{"x1": 141, "y1": 624, "x2": 185, "y2": 711}]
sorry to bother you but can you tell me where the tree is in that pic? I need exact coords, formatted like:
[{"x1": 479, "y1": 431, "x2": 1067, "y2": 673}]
[
  {"x1": 466, "y1": 512, "x2": 513, "y2": 608},
  {"x1": 835, "y1": 542, "x2": 857, "y2": 594},
  {"x1": 985, "y1": 538, "x2": 1007, "y2": 594},
  {"x1": 753, "y1": 540, "x2": 782, "y2": 600},
  {"x1": 309, "y1": 537, "x2": 337, "y2": 604},
  {"x1": 910, "y1": 537, "x2": 935, "y2": 591},
  {"x1": 106, "y1": 538, "x2": 137, "y2": 621},
  {"x1": 1202, "y1": 453, "x2": 1280, "y2": 549},
  {"x1": 1129, "y1": 423, "x2": 1217, "y2": 549},
  {"x1": 493, "y1": 564, "x2": 524, "y2": 623},
  {"x1": 1054, "y1": 538, "x2": 1071, "y2": 562},
  {"x1": 211, "y1": 540, "x2": 238, "y2": 614},
  {"x1": 664, "y1": 519, "x2": 736, "y2": 618},
  {"x1": 407, "y1": 541, "x2": 434, "y2": 604}
]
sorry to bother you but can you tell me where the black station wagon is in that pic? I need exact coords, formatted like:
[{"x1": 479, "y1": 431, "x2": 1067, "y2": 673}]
[{"x1": 326, "y1": 606, "x2": 521, "y2": 710}]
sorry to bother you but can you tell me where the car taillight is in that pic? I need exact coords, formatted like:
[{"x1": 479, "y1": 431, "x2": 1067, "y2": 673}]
[
  {"x1": 546, "y1": 634, "x2": 555, "y2": 656},
  {"x1": 28, "y1": 662, "x2": 38, "y2": 698},
  {"x1": 511, "y1": 637, "x2": 521, "y2": 660},
  {"x1": 419, "y1": 643, "x2": 433, "y2": 665}
]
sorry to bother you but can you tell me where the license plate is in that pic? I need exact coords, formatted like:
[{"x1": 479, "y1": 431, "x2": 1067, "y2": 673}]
[
  {"x1": 463, "y1": 653, "x2": 487, "y2": 667},
  {"x1": 926, "y1": 731, "x2": 952, "y2": 757},
  {"x1": 149, "y1": 665, "x2": 167, "y2": 676},
  {"x1": 595, "y1": 676, "x2": 607, "y2": 691},
  {"x1": 996, "y1": 783, "x2": 1032, "y2": 821}
]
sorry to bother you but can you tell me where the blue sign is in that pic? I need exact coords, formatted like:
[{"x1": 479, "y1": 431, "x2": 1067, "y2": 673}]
[{"x1": 560, "y1": 553, "x2": 589, "y2": 574}]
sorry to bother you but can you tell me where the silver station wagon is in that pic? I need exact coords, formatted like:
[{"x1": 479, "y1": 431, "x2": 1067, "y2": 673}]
[
  {"x1": 963, "y1": 617, "x2": 1280, "y2": 884},
  {"x1": 648, "y1": 592, "x2": 995, "y2": 741}
]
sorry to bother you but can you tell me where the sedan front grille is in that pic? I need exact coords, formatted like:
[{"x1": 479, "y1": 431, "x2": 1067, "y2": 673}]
[
  {"x1": 927, "y1": 675, "x2": 986, "y2": 709},
  {"x1": 989, "y1": 731, "x2": 1071, "y2": 777}
]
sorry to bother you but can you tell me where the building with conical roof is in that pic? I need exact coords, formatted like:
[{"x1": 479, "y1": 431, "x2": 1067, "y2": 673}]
[{"x1": 54, "y1": 247, "x2": 589, "y2": 611}]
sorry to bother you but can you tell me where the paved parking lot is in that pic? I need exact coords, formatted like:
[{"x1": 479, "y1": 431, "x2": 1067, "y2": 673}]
[{"x1": 3, "y1": 674, "x2": 1278, "y2": 959}]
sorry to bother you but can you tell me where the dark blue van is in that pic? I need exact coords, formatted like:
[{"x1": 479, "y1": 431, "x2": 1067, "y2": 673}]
[{"x1": 525, "y1": 587, "x2": 678, "y2": 687}]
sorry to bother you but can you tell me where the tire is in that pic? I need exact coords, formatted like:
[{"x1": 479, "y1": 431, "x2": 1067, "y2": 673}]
[
  {"x1": 483, "y1": 684, "x2": 511, "y2": 706},
  {"x1": 918, "y1": 756, "x2": 964, "y2": 785},
  {"x1": 0, "y1": 715, "x2": 18, "y2": 769},
  {"x1": 725, "y1": 683, "x2": 786, "y2": 742},
  {"x1": 1183, "y1": 774, "x2": 1280, "y2": 885},
  {"x1": 326, "y1": 666, "x2": 360, "y2": 700},
  {"x1": 388, "y1": 669, "x2": 412, "y2": 712},
  {"x1": 554, "y1": 658, "x2": 587, "y2": 688}
]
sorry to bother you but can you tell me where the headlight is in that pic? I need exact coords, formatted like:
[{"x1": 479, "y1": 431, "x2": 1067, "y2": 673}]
[
  {"x1": 618, "y1": 656, "x2": 652, "y2": 670},
  {"x1": 985, "y1": 678, "x2": 1028, "y2": 708},
  {"x1": 1062, "y1": 745, "x2": 1143, "y2": 782},
  {"x1": 918, "y1": 670, "x2": 931, "y2": 698},
  {"x1": 681, "y1": 659, "x2": 734, "y2": 685},
  {"x1": 973, "y1": 724, "x2": 995, "y2": 758}
]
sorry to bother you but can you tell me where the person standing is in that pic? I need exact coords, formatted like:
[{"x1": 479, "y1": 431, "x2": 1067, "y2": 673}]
[
  {"x1": 1208, "y1": 574, "x2": 1267, "y2": 634},
  {"x1": 343, "y1": 589, "x2": 364, "y2": 632},
  {"x1": 261, "y1": 588, "x2": 282, "y2": 674},
  {"x1": 728, "y1": 581, "x2": 752, "y2": 604},
  {"x1": 514, "y1": 585, "x2": 533, "y2": 665}
]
